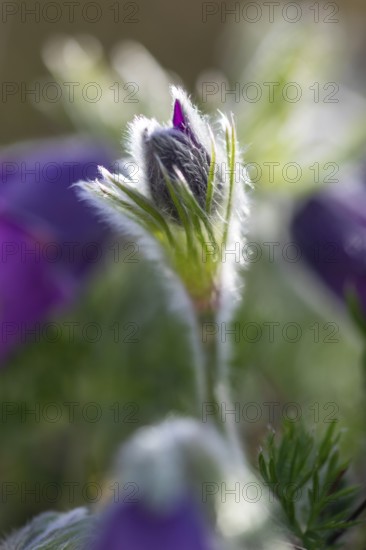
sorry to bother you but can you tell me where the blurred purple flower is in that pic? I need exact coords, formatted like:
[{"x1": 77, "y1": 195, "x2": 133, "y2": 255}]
[
  {"x1": 291, "y1": 181, "x2": 366, "y2": 311},
  {"x1": 91, "y1": 495, "x2": 216, "y2": 550},
  {"x1": 0, "y1": 136, "x2": 116, "y2": 363}
]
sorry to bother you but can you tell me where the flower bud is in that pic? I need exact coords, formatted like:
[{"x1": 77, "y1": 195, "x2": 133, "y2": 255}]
[
  {"x1": 78, "y1": 87, "x2": 249, "y2": 313},
  {"x1": 90, "y1": 418, "x2": 224, "y2": 550},
  {"x1": 143, "y1": 99, "x2": 211, "y2": 219}
]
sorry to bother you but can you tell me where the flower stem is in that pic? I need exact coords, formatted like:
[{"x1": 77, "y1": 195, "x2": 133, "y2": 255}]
[
  {"x1": 199, "y1": 308, "x2": 221, "y2": 425},
  {"x1": 198, "y1": 307, "x2": 246, "y2": 469}
]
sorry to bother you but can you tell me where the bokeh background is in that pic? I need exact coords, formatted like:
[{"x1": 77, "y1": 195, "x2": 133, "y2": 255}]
[{"x1": 1, "y1": 0, "x2": 366, "y2": 544}]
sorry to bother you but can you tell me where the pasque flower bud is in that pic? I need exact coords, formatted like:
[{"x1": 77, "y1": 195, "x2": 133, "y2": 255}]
[
  {"x1": 78, "y1": 87, "x2": 249, "y2": 314},
  {"x1": 143, "y1": 99, "x2": 211, "y2": 219}
]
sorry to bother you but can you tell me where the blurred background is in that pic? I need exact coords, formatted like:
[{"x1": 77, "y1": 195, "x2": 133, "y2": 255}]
[{"x1": 1, "y1": 0, "x2": 366, "y2": 544}]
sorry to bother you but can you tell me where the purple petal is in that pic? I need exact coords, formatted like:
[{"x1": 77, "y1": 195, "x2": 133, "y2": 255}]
[
  {"x1": 0, "y1": 216, "x2": 76, "y2": 362},
  {"x1": 172, "y1": 100, "x2": 187, "y2": 131},
  {"x1": 0, "y1": 136, "x2": 116, "y2": 275},
  {"x1": 92, "y1": 495, "x2": 216, "y2": 550},
  {"x1": 291, "y1": 182, "x2": 366, "y2": 312},
  {"x1": 0, "y1": 136, "x2": 116, "y2": 364},
  {"x1": 172, "y1": 100, "x2": 198, "y2": 145}
]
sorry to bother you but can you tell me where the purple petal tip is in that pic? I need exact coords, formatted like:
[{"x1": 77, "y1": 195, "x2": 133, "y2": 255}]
[{"x1": 172, "y1": 100, "x2": 186, "y2": 130}]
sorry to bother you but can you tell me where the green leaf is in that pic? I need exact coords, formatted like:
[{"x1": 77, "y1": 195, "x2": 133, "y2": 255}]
[
  {"x1": 258, "y1": 452, "x2": 268, "y2": 482},
  {"x1": 109, "y1": 174, "x2": 175, "y2": 246},
  {"x1": 223, "y1": 117, "x2": 237, "y2": 246},
  {"x1": 205, "y1": 138, "x2": 216, "y2": 215},
  {"x1": 345, "y1": 285, "x2": 366, "y2": 337},
  {"x1": 159, "y1": 164, "x2": 196, "y2": 257},
  {"x1": 257, "y1": 421, "x2": 360, "y2": 550}
]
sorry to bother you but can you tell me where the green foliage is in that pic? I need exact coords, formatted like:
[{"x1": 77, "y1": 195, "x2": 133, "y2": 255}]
[
  {"x1": 258, "y1": 422, "x2": 360, "y2": 549},
  {"x1": 345, "y1": 286, "x2": 366, "y2": 339},
  {"x1": 0, "y1": 259, "x2": 198, "y2": 533}
]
